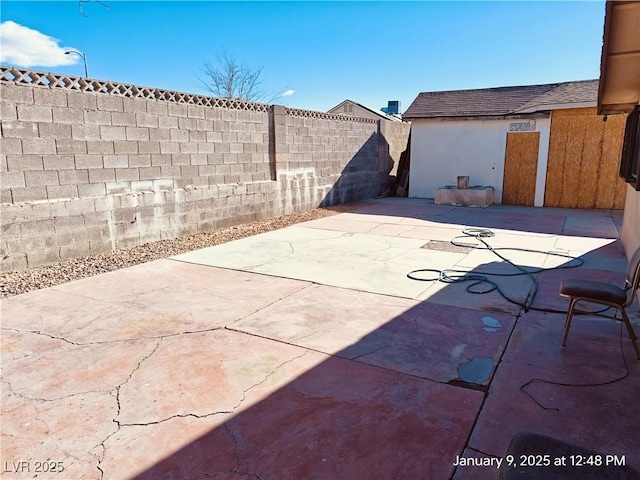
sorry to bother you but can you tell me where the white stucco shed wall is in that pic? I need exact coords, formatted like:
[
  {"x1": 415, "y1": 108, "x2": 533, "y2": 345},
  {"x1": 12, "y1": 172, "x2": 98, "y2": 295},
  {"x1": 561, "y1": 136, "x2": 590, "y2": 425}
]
[{"x1": 408, "y1": 117, "x2": 551, "y2": 205}]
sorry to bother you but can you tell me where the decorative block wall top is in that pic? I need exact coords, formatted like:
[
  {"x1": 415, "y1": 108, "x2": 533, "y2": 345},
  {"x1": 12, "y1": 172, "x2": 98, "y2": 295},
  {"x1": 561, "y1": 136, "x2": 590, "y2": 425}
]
[
  {"x1": 1, "y1": 66, "x2": 376, "y2": 123},
  {"x1": 285, "y1": 107, "x2": 378, "y2": 124},
  {"x1": 1, "y1": 66, "x2": 271, "y2": 112}
]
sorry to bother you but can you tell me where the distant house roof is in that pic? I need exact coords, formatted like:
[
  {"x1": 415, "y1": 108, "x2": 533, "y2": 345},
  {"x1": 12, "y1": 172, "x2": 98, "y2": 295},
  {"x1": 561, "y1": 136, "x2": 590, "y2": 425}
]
[
  {"x1": 403, "y1": 80, "x2": 599, "y2": 120},
  {"x1": 328, "y1": 99, "x2": 402, "y2": 122}
]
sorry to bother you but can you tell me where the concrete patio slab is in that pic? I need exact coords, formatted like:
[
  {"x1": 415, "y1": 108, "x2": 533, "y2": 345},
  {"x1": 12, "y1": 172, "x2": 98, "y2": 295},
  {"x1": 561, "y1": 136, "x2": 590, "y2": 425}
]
[
  {"x1": 552, "y1": 235, "x2": 618, "y2": 253},
  {"x1": 83, "y1": 330, "x2": 484, "y2": 480},
  {"x1": 454, "y1": 247, "x2": 551, "y2": 271},
  {"x1": 1, "y1": 261, "x2": 308, "y2": 343},
  {"x1": 414, "y1": 275, "x2": 532, "y2": 315},
  {"x1": 2, "y1": 330, "x2": 158, "y2": 478},
  {"x1": 173, "y1": 226, "x2": 471, "y2": 300},
  {"x1": 438, "y1": 211, "x2": 567, "y2": 235},
  {"x1": 562, "y1": 214, "x2": 621, "y2": 238},
  {"x1": 231, "y1": 283, "x2": 516, "y2": 385},
  {"x1": 296, "y1": 216, "x2": 385, "y2": 234},
  {"x1": 476, "y1": 231, "x2": 559, "y2": 250},
  {"x1": 1, "y1": 199, "x2": 637, "y2": 480},
  {"x1": 466, "y1": 309, "x2": 640, "y2": 474},
  {"x1": 396, "y1": 224, "x2": 472, "y2": 242},
  {"x1": 3, "y1": 388, "x2": 117, "y2": 479}
]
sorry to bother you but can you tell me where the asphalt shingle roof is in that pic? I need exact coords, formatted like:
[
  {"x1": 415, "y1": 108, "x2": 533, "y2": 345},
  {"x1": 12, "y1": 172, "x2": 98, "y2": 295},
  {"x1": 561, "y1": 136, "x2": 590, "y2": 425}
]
[{"x1": 403, "y1": 80, "x2": 599, "y2": 119}]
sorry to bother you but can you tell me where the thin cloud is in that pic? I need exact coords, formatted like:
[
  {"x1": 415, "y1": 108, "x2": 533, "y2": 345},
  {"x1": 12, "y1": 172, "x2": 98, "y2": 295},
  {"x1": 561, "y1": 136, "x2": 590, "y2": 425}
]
[
  {"x1": 282, "y1": 89, "x2": 295, "y2": 97},
  {"x1": 0, "y1": 21, "x2": 78, "y2": 67}
]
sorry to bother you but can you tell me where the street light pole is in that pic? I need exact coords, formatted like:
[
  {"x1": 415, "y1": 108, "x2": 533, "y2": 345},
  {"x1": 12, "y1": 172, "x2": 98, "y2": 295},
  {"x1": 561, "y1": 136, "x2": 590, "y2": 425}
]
[{"x1": 64, "y1": 50, "x2": 88, "y2": 78}]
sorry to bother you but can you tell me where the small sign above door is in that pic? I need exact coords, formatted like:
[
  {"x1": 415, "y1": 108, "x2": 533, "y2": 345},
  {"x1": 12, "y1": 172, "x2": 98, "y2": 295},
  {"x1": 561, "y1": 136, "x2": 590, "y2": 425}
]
[{"x1": 510, "y1": 120, "x2": 536, "y2": 132}]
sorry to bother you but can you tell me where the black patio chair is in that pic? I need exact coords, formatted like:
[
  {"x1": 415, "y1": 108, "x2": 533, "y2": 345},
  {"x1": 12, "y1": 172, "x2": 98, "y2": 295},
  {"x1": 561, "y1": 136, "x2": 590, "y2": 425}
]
[{"x1": 559, "y1": 247, "x2": 640, "y2": 360}]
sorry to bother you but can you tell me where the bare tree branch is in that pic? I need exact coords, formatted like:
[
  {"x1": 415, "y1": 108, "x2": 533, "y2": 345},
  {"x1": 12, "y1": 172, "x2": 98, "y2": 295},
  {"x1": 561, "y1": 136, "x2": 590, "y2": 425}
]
[
  {"x1": 78, "y1": 0, "x2": 110, "y2": 17},
  {"x1": 199, "y1": 51, "x2": 283, "y2": 103}
]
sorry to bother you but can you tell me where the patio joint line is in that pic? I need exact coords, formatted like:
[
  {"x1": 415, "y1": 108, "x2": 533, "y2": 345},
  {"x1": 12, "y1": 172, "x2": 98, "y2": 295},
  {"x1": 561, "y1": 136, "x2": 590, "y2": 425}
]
[
  {"x1": 466, "y1": 445, "x2": 503, "y2": 459},
  {"x1": 225, "y1": 283, "x2": 313, "y2": 329},
  {"x1": 611, "y1": 210, "x2": 623, "y2": 238},
  {"x1": 225, "y1": 323, "x2": 489, "y2": 387},
  {"x1": 453, "y1": 307, "x2": 525, "y2": 479}
]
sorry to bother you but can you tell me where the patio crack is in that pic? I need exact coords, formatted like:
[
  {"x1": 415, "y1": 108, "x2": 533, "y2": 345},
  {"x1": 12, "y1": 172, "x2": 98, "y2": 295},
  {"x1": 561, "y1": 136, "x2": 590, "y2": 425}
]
[
  {"x1": 2, "y1": 327, "x2": 82, "y2": 346},
  {"x1": 1, "y1": 325, "x2": 230, "y2": 347},
  {"x1": 466, "y1": 446, "x2": 502, "y2": 458},
  {"x1": 350, "y1": 345, "x2": 387, "y2": 361},
  {"x1": 244, "y1": 241, "x2": 295, "y2": 270},
  {"x1": 206, "y1": 399, "x2": 281, "y2": 480},
  {"x1": 94, "y1": 338, "x2": 163, "y2": 479},
  {"x1": 187, "y1": 422, "x2": 266, "y2": 480},
  {"x1": 2, "y1": 380, "x2": 112, "y2": 403},
  {"x1": 226, "y1": 283, "x2": 312, "y2": 329},
  {"x1": 103, "y1": 348, "x2": 311, "y2": 431},
  {"x1": 3, "y1": 381, "x2": 89, "y2": 472},
  {"x1": 233, "y1": 350, "x2": 309, "y2": 412},
  {"x1": 113, "y1": 338, "x2": 163, "y2": 424},
  {"x1": 92, "y1": 348, "x2": 308, "y2": 477}
]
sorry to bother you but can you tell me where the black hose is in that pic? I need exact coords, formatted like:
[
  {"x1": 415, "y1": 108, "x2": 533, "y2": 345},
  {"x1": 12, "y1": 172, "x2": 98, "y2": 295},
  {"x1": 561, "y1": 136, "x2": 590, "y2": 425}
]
[{"x1": 407, "y1": 228, "x2": 610, "y2": 314}]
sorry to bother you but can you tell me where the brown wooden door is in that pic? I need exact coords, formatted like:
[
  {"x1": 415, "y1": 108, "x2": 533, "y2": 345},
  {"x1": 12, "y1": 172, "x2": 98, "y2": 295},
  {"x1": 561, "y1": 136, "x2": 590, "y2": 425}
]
[{"x1": 503, "y1": 131, "x2": 540, "y2": 206}]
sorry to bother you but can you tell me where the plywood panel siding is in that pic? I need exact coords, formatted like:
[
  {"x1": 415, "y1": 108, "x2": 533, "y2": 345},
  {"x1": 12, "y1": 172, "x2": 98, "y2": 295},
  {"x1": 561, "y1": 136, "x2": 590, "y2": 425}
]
[
  {"x1": 503, "y1": 132, "x2": 539, "y2": 206},
  {"x1": 578, "y1": 115, "x2": 603, "y2": 208},
  {"x1": 545, "y1": 112, "x2": 569, "y2": 207},
  {"x1": 544, "y1": 107, "x2": 627, "y2": 209}
]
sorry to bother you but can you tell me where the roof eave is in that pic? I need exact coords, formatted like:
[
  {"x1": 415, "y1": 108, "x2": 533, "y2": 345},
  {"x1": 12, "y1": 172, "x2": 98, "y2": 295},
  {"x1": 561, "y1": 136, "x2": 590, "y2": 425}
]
[
  {"x1": 515, "y1": 101, "x2": 598, "y2": 113},
  {"x1": 597, "y1": 1, "x2": 640, "y2": 115},
  {"x1": 330, "y1": 99, "x2": 402, "y2": 121},
  {"x1": 327, "y1": 99, "x2": 352, "y2": 113},
  {"x1": 403, "y1": 112, "x2": 549, "y2": 122}
]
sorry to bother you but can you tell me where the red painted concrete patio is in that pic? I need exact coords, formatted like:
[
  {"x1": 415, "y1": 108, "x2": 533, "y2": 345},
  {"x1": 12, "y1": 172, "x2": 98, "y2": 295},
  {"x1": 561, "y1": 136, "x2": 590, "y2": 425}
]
[{"x1": 2, "y1": 199, "x2": 639, "y2": 479}]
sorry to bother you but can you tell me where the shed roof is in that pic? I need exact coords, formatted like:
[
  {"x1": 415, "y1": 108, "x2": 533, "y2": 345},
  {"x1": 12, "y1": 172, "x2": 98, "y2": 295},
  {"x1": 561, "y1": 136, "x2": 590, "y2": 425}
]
[{"x1": 403, "y1": 80, "x2": 599, "y2": 120}]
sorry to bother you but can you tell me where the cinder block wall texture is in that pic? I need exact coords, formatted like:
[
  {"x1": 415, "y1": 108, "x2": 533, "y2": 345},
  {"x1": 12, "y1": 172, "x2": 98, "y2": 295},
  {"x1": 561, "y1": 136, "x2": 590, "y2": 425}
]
[{"x1": 0, "y1": 68, "x2": 410, "y2": 272}]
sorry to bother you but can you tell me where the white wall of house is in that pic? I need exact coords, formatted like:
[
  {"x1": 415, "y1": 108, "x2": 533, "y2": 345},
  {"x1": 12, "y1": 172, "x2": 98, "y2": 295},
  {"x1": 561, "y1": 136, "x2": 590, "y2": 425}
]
[
  {"x1": 408, "y1": 117, "x2": 551, "y2": 205},
  {"x1": 533, "y1": 117, "x2": 551, "y2": 207}
]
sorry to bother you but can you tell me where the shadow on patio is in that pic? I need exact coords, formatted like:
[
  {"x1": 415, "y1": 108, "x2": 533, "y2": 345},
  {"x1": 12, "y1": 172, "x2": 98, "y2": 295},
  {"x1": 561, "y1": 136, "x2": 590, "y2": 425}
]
[
  {"x1": 120, "y1": 223, "x2": 640, "y2": 479},
  {"x1": 2, "y1": 201, "x2": 639, "y2": 480}
]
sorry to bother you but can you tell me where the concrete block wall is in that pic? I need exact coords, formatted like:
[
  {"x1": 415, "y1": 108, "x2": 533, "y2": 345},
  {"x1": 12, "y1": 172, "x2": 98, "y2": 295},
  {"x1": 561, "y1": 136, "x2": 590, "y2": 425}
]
[
  {"x1": 277, "y1": 106, "x2": 382, "y2": 211},
  {"x1": 1, "y1": 83, "x2": 272, "y2": 203},
  {"x1": 0, "y1": 68, "x2": 409, "y2": 272}
]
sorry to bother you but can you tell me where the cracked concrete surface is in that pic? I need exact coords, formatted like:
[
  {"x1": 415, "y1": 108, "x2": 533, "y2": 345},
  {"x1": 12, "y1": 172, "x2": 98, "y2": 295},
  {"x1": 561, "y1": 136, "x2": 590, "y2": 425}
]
[
  {"x1": 173, "y1": 225, "x2": 466, "y2": 299},
  {"x1": 2, "y1": 199, "x2": 639, "y2": 479}
]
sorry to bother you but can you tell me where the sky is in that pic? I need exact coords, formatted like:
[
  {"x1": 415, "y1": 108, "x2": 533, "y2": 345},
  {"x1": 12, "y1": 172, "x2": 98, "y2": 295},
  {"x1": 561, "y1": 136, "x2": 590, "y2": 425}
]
[{"x1": 0, "y1": 1, "x2": 607, "y2": 113}]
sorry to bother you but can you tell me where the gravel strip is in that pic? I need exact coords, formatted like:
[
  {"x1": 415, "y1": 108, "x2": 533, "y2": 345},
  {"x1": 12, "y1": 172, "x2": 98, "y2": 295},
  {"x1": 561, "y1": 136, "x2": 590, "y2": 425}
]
[{"x1": 1, "y1": 202, "x2": 366, "y2": 299}]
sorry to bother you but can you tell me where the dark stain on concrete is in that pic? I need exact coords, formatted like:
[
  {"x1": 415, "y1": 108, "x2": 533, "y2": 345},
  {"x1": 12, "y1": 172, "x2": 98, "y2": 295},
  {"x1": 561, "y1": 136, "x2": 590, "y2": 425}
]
[
  {"x1": 481, "y1": 316, "x2": 502, "y2": 332},
  {"x1": 458, "y1": 357, "x2": 494, "y2": 385}
]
